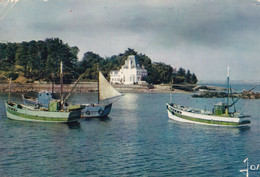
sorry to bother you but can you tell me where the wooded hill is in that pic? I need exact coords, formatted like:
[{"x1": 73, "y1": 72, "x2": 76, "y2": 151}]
[{"x1": 0, "y1": 38, "x2": 197, "y2": 85}]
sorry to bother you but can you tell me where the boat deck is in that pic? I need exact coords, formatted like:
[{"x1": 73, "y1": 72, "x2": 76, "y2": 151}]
[{"x1": 169, "y1": 103, "x2": 212, "y2": 115}]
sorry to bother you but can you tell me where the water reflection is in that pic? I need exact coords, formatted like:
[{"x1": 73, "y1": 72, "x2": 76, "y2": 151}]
[
  {"x1": 168, "y1": 119, "x2": 251, "y2": 136},
  {"x1": 99, "y1": 116, "x2": 111, "y2": 122},
  {"x1": 67, "y1": 121, "x2": 81, "y2": 129},
  {"x1": 81, "y1": 116, "x2": 111, "y2": 122},
  {"x1": 119, "y1": 93, "x2": 139, "y2": 110},
  {"x1": 237, "y1": 126, "x2": 251, "y2": 132}
]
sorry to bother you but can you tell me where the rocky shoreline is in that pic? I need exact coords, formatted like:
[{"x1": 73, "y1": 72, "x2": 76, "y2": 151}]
[
  {"x1": 0, "y1": 82, "x2": 206, "y2": 94},
  {"x1": 192, "y1": 90, "x2": 260, "y2": 99},
  {"x1": 0, "y1": 82, "x2": 179, "y2": 93},
  {"x1": 1, "y1": 82, "x2": 258, "y2": 99}
]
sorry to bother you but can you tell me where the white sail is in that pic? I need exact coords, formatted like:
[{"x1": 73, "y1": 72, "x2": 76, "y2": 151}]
[{"x1": 99, "y1": 71, "x2": 121, "y2": 101}]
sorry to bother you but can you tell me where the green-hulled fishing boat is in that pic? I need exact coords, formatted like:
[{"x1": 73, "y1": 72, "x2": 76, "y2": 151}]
[
  {"x1": 5, "y1": 61, "x2": 83, "y2": 123},
  {"x1": 166, "y1": 67, "x2": 251, "y2": 127},
  {"x1": 5, "y1": 101, "x2": 82, "y2": 123}
]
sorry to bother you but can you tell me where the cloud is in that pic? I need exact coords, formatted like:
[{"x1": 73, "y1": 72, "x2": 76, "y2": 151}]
[{"x1": 1, "y1": 0, "x2": 260, "y2": 80}]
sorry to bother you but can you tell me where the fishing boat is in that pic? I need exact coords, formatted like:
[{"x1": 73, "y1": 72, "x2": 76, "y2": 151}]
[
  {"x1": 5, "y1": 62, "x2": 83, "y2": 123},
  {"x1": 166, "y1": 67, "x2": 251, "y2": 127},
  {"x1": 22, "y1": 70, "x2": 122, "y2": 118}
]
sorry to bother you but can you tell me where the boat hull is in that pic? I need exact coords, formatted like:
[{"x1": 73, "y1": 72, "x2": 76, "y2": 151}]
[
  {"x1": 5, "y1": 102, "x2": 81, "y2": 123},
  {"x1": 81, "y1": 103, "x2": 112, "y2": 118},
  {"x1": 166, "y1": 103, "x2": 250, "y2": 127}
]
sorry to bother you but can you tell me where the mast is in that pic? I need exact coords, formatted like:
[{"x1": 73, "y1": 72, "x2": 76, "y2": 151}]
[
  {"x1": 227, "y1": 66, "x2": 230, "y2": 106},
  {"x1": 97, "y1": 64, "x2": 100, "y2": 104},
  {"x1": 226, "y1": 66, "x2": 230, "y2": 114},
  {"x1": 51, "y1": 73, "x2": 55, "y2": 93},
  {"x1": 8, "y1": 78, "x2": 12, "y2": 103},
  {"x1": 60, "y1": 61, "x2": 63, "y2": 104},
  {"x1": 170, "y1": 78, "x2": 173, "y2": 103}
]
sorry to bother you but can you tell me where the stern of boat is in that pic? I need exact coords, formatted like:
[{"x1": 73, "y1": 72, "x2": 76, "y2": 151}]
[{"x1": 81, "y1": 103, "x2": 112, "y2": 118}]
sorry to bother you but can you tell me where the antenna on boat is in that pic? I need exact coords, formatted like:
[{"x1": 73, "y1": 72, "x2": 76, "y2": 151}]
[{"x1": 226, "y1": 66, "x2": 230, "y2": 113}]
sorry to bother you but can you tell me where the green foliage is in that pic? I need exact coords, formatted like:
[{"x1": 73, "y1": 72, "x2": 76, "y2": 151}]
[
  {"x1": 173, "y1": 75, "x2": 186, "y2": 84},
  {"x1": 185, "y1": 70, "x2": 192, "y2": 83},
  {"x1": 177, "y1": 67, "x2": 186, "y2": 77},
  {"x1": 191, "y1": 73, "x2": 198, "y2": 84},
  {"x1": 79, "y1": 48, "x2": 197, "y2": 85},
  {"x1": 0, "y1": 38, "x2": 79, "y2": 83},
  {"x1": 143, "y1": 62, "x2": 173, "y2": 84},
  {"x1": 0, "y1": 40, "x2": 198, "y2": 85},
  {"x1": 173, "y1": 68, "x2": 197, "y2": 84},
  {"x1": 6, "y1": 72, "x2": 18, "y2": 80}
]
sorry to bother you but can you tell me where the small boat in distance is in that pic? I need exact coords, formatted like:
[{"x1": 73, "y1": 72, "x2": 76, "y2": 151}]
[
  {"x1": 5, "y1": 61, "x2": 83, "y2": 123},
  {"x1": 166, "y1": 67, "x2": 251, "y2": 127}
]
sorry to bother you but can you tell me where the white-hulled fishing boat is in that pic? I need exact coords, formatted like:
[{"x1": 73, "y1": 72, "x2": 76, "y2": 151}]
[{"x1": 166, "y1": 67, "x2": 251, "y2": 127}]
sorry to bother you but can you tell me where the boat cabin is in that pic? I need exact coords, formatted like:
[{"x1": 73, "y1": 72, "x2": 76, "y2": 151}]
[
  {"x1": 213, "y1": 102, "x2": 229, "y2": 116},
  {"x1": 38, "y1": 91, "x2": 56, "y2": 108},
  {"x1": 48, "y1": 100, "x2": 62, "y2": 112}
]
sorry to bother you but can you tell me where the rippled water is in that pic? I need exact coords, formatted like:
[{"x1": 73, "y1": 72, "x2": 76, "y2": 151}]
[{"x1": 1, "y1": 91, "x2": 260, "y2": 176}]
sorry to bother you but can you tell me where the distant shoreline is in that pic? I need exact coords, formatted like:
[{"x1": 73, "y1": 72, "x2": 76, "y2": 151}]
[{"x1": 0, "y1": 82, "x2": 224, "y2": 94}]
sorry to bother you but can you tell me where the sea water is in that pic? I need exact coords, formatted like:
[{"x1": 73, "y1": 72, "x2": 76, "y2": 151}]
[{"x1": 1, "y1": 84, "x2": 260, "y2": 176}]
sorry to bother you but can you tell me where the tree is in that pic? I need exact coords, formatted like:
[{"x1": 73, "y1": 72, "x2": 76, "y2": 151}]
[
  {"x1": 0, "y1": 39, "x2": 199, "y2": 85},
  {"x1": 15, "y1": 42, "x2": 29, "y2": 76},
  {"x1": 185, "y1": 70, "x2": 192, "y2": 83},
  {"x1": 177, "y1": 67, "x2": 186, "y2": 77},
  {"x1": 191, "y1": 73, "x2": 198, "y2": 84}
]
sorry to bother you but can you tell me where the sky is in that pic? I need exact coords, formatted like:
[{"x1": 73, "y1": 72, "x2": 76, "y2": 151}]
[{"x1": 1, "y1": 0, "x2": 260, "y2": 82}]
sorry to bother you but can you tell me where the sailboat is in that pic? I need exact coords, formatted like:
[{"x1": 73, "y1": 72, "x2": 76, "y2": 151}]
[
  {"x1": 5, "y1": 62, "x2": 83, "y2": 123},
  {"x1": 166, "y1": 67, "x2": 251, "y2": 127},
  {"x1": 80, "y1": 71, "x2": 122, "y2": 118},
  {"x1": 22, "y1": 69, "x2": 122, "y2": 118}
]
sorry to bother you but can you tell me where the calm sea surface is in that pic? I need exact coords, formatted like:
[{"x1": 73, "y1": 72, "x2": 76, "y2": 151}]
[{"x1": 1, "y1": 83, "x2": 260, "y2": 176}]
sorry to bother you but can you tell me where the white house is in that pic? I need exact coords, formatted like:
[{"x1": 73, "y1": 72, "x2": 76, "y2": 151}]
[{"x1": 110, "y1": 55, "x2": 148, "y2": 85}]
